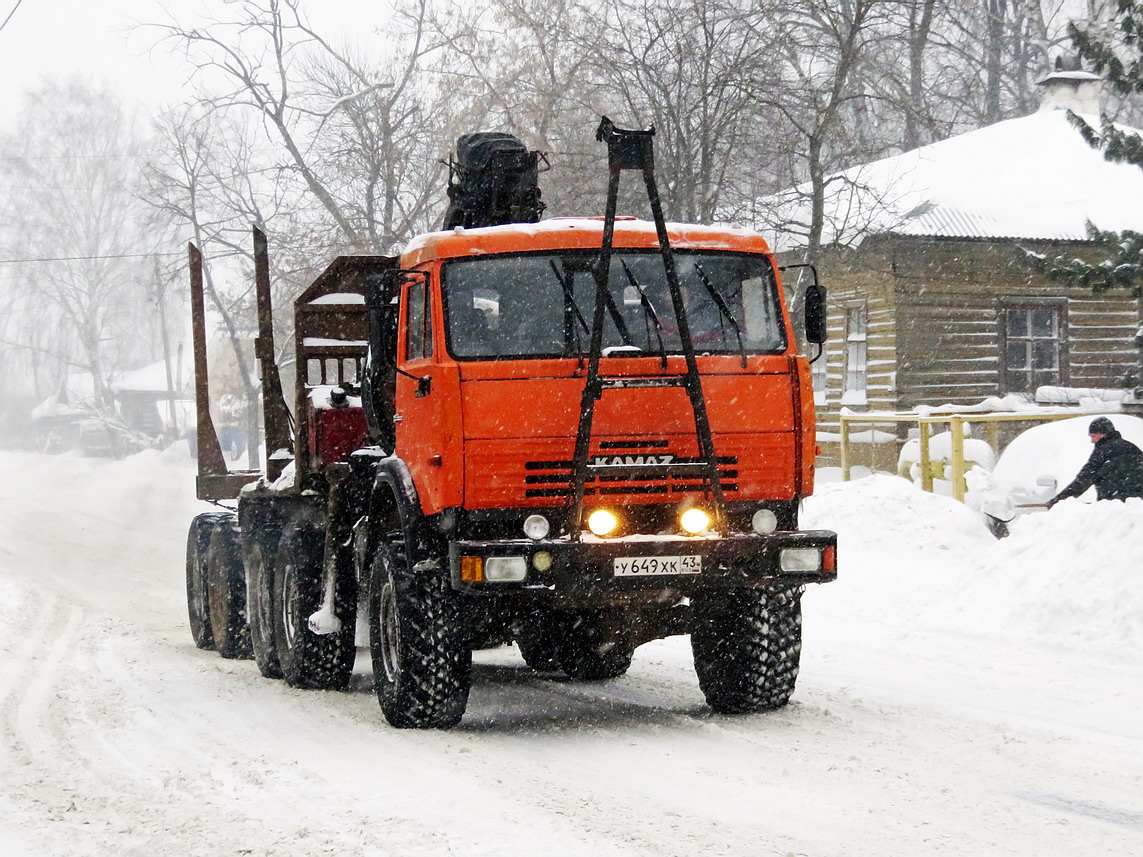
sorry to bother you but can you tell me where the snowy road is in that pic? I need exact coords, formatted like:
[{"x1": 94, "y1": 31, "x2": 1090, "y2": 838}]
[{"x1": 0, "y1": 450, "x2": 1140, "y2": 856}]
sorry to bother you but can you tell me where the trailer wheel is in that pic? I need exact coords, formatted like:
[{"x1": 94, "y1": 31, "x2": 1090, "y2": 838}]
[
  {"x1": 244, "y1": 522, "x2": 282, "y2": 679},
  {"x1": 206, "y1": 515, "x2": 252, "y2": 660},
  {"x1": 273, "y1": 523, "x2": 355, "y2": 690},
  {"x1": 368, "y1": 540, "x2": 471, "y2": 728},
  {"x1": 186, "y1": 513, "x2": 226, "y2": 650},
  {"x1": 556, "y1": 613, "x2": 634, "y2": 680},
  {"x1": 691, "y1": 586, "x2": 803, "y2": 714}
]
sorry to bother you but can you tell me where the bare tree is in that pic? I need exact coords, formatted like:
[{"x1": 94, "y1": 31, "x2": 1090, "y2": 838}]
[
  {"x1": 143, "y1": 102, "x2": 309, "y2": 468},
  {"x1": 578, "y1": 0, "x2": 780, "y2": 224},
  {"x1": 430, "y1": 0, "x2": 603, "y2": 216},
  {"x1": 751, "y1": 0, "x2": 887, "y2": 272},
  {"x1": 153, "y1": 0, "x2": 448, "y2": 254},
  {"x1": 0, "y1": 80, "x2": 160, "y2": 408}
]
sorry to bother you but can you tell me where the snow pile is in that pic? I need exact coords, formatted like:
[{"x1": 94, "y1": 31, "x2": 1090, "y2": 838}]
[
  {"x1": 966, "y1": 497, "x2": 1143, "y2": 649},
  {"x1": 802, "y1": 474, "x2": 996, "y2": 623},
  {"x1": 803, "y1": 473, "x2": 1143, "y2": 650}
]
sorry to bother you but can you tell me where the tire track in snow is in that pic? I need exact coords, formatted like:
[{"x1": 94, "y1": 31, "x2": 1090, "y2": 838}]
[{"x1": 0, "y1": 588, "x2": 85, "y2": 769}]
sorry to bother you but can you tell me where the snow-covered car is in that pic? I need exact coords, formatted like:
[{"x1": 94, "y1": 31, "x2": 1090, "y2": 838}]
[
  {"x1": 896, "y1": 427, "x2": 996, "y2": 487},
  {"x1": 976, "y1": 413, "x2": 1143, "y2": 529}
]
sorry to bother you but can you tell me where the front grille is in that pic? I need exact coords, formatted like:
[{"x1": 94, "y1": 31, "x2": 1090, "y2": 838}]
[{"x1": 523, "y1": 454, "x2": 739, "y2": 499}]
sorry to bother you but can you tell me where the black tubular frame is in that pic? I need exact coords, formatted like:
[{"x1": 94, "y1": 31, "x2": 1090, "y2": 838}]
[{"x1": 566, "y1": 117, "x2": 727, "y2": 540}]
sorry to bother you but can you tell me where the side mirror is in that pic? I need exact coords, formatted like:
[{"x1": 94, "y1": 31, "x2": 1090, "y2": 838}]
[{"x1": 805, "y1": 284, "x2": 827, "y2": 345}]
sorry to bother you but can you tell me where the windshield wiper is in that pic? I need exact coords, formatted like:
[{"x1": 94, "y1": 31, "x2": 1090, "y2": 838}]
[
  {"x1": 549, "y1": 260, "x2": 590, "y2": 358},
  {"x1": 620, "y1": 260, "x2": 668, "y2": 369},
  {"x1": 693, "y1": 262, "x2": 747, "y2": 368}
]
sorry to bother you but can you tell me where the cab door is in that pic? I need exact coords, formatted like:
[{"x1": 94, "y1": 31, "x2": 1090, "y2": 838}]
[{"x1": 394, "y1": 270, "x2": 462, "y2": 514}]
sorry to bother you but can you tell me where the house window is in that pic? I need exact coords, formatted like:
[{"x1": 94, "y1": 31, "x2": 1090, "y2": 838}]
[
  {"x1": 841, "y1": 304, "x2": 867, "y2": 406},
  {"x1": 1000, "y1": 300, "x2": 1066, "y2": 393},
  {"x1": 812, "y1": 345, "x2": 828, "y2": 404}
]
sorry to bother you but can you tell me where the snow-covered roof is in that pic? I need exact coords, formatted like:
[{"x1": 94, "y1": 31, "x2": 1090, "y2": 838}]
[
  {"x1": 113, "y1": 359, "x2": 187, "y2": 394},
  {"x1": 764, "y1": 109, "x2": 1143, "y2": 249}
]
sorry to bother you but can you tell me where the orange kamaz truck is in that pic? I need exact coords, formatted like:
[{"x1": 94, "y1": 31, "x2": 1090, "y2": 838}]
[{"x1": 185, "y1": 120, "x2": 836, "y2": 729}]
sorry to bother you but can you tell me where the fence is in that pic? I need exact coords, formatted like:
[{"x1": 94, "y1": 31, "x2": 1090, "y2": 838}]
[{"x1": 838, "y1": 409, "x2": 1110, "y2": 502}]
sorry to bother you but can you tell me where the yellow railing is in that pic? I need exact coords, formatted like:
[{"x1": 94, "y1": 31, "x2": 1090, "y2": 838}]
[{"x1": 838, "y1": 409, "x2": 1110, "y2": 502}]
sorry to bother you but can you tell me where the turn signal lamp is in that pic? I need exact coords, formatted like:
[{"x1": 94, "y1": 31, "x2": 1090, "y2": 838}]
[
  {"x1": 680, "y1": 508, "x2": 711, "y2": 535},
  {"x1": 460, "y1": 555, "x2": 483, "y2": 583},
  {"x1": 587, "y1": 509, "x2": 619, "y2": 537}
]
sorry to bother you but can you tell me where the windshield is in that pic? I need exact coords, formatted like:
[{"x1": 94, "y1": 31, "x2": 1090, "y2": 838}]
[{"x1": 442, "y1": 250, "x2": 786, "y2": 359}]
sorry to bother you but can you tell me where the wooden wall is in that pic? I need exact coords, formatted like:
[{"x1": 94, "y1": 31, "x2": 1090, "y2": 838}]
[{"x1": 802, "y1": 235, "x2": 1141, "y2": 467}]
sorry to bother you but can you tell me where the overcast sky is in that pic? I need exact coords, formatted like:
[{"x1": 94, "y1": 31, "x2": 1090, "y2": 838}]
[
  {"x1": 0, "y1": 0, "x2": 1097, "y2": 134},
  {"x1": 0, "y1": 0, "x2": 389, "y2": 131}
]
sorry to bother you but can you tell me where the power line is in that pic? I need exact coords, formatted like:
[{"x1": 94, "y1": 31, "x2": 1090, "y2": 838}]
[
  {"x1": 0, "y1": 252, "x2": 181, "y2": 265},
  {"x1": 0, "y1": 153, "x2": 159, "y2": 161},
  {"x1": 0, "y1": 1, "x2": 22, "y2": 34}
]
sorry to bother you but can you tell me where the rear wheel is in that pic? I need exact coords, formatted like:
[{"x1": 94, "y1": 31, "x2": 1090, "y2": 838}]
[
  {"x1": 368, "y1": 538, "x2": 471, "y2": 728},
  {"x1": 186, "y1": 513, "x2": 226, "y2": 650},
  {"x1": 206, "y1": 516, "x2": 252, "y2": 660},
  {"x1": 556, "y1": 612, "x2": 634, "y2": 680},
  {"x1": 243, "y1": 521, "x2": 282, "y2": 679},
  {"x1": 273, "y1": 521, "x2": 355, "y2": 690},
  {"x1": 691, "y1": 586, "x2": 803, "y2": 714}
]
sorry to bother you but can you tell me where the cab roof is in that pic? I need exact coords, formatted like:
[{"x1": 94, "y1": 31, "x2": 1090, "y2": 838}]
[{"x1": 401, "y1": 217, "x2": 772, "y2": 267}]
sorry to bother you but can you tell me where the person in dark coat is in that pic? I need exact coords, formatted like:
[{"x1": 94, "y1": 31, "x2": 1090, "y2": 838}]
[{"x1": 1048, "y1": 416, "x2": 1143, "y2": 506}]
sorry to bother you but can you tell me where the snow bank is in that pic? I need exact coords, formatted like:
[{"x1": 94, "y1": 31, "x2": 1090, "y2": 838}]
[
  {"x1": 802, "y1": 474, "x2": 1143, "y2": 650},
  {"x1": 965, "y1": 497, "x2": 1143, "y2": 648}
]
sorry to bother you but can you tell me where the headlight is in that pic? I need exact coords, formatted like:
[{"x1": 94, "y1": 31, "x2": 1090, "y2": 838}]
[
  {"x1": 780, "y1": 547, "x2": 821, "y2": 572},
  {"x1": 587, "y1": 509, "x2": 619, "y2": 536},
  {"x1": 484, "y1": 557, "x2": 527, "y2": 582},
  {"x1": 523, "y1": 514, "x2": 550, "y2": 540},
  {"x1": 751, "y1": 508, "x2": 778, "y2": 534},
  {"x1": 680, "y1": 508, "x2": 710, "y2": 535}
]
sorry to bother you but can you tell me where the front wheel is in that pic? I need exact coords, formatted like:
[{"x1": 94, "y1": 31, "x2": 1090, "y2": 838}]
[
  {"x1": 368, "y1": 539, "x2": 471, "y2": 729},
  {"x1": 691, "y1": 587, "x2": 803, "y2": 714}
]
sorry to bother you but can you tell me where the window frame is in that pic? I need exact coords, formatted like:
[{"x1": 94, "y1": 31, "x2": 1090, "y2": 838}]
[
  {"x1": 439, "y1": 248, "x2": 788, "y2": 361},
  {"x1": 840, "y1": 302, "x2": 868, "y2": 406},
  {"x1": 403, "y1": 275, "x2": 433, "y2": 362},
  {"x1": 998, "y1": 297, "x2": 1068, "y2": 394}
]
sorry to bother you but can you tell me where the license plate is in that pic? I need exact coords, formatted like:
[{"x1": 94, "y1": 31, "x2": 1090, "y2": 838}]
[{"x1": 613, "y1": 555, "x2": 702, "y2": 576}]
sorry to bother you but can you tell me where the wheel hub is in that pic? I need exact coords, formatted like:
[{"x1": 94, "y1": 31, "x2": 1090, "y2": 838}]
[
  {"x1": 281, "y1": 561, "x2": 297, "y2": 649},
  {"x1": 379, "y1": 580, "x2": 400, "y2": 683}
]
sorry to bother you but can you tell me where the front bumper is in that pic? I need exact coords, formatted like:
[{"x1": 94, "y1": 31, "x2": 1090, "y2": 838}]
[{"x1": 447, "y1": 529, "x2": 837, "y2": 596}]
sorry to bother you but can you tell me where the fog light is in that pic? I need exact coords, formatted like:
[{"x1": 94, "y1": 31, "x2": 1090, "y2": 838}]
[
  {"x1": 485, "y1": 556, "x2": 527, "y2": 582},
  {"x1": 523, "y1": 514, "x2": 550, "y2": 540},
  {"x1": 680, "y1": 508, "x2": 710, "y2": 535},
  {"x1": 751, "y1": 508, "x2": 778, "y2": 534},
  {"x1": 532, "y1": 551, "x2": 553, "y2": 572},
  {"x1": 780, "y1": 548, "x2": 821, "y2": 572},
  {"x1": 587, "y1": 509, "x2": 619, "y2": 536}
]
